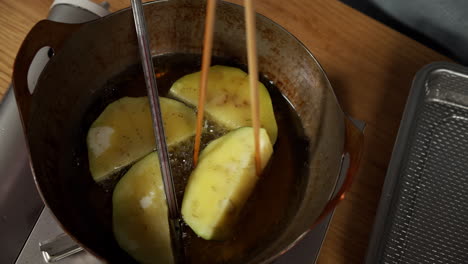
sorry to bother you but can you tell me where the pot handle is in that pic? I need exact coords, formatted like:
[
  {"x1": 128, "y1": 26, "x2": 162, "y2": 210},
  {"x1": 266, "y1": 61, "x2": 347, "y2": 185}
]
[
  {"x1": 311, "y1": 117, "x2": 365, "y2": 229},
  {"x1": 13, "y1": 20, "x2": 82, "y2": 124}
]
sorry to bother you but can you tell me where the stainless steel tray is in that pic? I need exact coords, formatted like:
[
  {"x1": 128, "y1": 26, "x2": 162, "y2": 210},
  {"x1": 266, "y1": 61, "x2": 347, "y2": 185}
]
[{"x1": 365, "y1": 62, "x2": 468, "y2": 263}]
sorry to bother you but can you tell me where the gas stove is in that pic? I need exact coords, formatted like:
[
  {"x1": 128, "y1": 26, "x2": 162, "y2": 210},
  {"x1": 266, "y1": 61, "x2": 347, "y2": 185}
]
[
  {"x1": 12, "y1": 195, "x2": 340, "y2": 264},
  {"x1": 0, "y1": 1, "x2": 353, "y2": 263}
]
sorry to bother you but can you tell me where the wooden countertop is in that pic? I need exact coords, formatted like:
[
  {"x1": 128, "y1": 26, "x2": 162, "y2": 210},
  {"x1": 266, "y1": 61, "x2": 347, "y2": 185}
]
[{"x1": 0, "y1": 0, "x2": 449, "y2": 263}]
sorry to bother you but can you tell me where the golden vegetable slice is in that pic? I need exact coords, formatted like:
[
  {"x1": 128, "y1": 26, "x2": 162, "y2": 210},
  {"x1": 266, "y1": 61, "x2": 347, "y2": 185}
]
[
  {"x1": 169, "y1": 65, "x2": 278, "y2": 143},
  {"x1": 87, "y1": 97, "x2": 196, "y2": 182},
  {"x1": 181, "y1": 127, "x2": 273, "y2": 240},
  {"x1": 113, "y1": 152, "x2": 174, "y2": 264}
]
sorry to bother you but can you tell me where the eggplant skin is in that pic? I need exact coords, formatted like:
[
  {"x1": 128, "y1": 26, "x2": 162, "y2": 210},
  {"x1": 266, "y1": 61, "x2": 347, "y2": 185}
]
[
  {"x1": 112, "y1": 152, "x2": 174, "y2": 264},
  {"x1": 182, "y1": 127, "x2": 273, "y2": 240}
]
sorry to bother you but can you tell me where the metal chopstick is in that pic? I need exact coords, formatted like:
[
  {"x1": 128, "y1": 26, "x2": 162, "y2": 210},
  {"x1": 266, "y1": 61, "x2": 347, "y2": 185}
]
[{"x1": 130, "y1": 0, "x2": 185, "y2": 262}]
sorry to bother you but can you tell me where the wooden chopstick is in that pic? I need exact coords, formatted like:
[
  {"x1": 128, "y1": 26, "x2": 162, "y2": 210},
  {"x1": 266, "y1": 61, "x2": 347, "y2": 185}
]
[
  {"x1": 244, "y1": 0, "x2": 262, "y2": 175},
  {"x1": 194, "y1": 0, "x2": 262, "y2": 176},
  {"x1": 193, "y1": 0, "x2": 217, "y2": 166}
]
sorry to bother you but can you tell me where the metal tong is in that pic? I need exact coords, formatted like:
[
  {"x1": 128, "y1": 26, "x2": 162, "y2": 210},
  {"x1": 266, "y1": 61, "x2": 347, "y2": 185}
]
[{"x1": 130, "y1": 0, "x2": 185, "y2": 263}]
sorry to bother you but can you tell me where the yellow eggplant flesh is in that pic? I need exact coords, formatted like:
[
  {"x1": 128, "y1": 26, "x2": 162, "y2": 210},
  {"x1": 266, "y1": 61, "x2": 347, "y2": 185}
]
[
  {"x1": 169, "y1": 65, "x2": 278, "y2": 143},
  {"x1": 87, "y1": 97, "x2": 196, "y2": 182},
  {"x1": 112, "y1": 152, "x2": 174, "y2": 264},
  {"x1": 181, "y1": 127, "x2": 273, "y2": 240}
]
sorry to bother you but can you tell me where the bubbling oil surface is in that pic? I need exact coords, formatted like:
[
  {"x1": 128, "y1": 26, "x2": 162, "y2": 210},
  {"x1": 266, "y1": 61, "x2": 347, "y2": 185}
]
[{"x1": 84, "y1": 53, "x2": 309, "y2": 263}]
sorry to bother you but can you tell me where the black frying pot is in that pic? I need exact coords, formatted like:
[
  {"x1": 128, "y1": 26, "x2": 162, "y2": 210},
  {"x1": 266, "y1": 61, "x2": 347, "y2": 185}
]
[{"x1": 13, "y1": 1, "x2": 362, "y2": 263}]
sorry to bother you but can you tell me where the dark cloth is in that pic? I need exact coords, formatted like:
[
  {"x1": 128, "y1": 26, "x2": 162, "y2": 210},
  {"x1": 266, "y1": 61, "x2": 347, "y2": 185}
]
[{"x1": 340, "y1": 0, "x2": 468, "y2": 64}]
